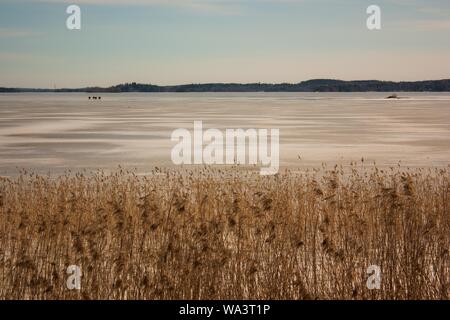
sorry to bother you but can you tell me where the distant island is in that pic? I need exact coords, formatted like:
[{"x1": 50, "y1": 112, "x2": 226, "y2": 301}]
[{"x1": 1, "y1": 79, "x2": 450, "y2": 93}]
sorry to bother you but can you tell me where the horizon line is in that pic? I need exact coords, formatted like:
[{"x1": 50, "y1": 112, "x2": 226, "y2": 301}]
[{"x1": 1, "y1": 78, "x2": 450, "y2": 90}]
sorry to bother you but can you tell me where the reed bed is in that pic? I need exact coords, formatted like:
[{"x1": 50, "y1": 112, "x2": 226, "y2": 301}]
[{"x1": 0, "y1": 164, "x2": 448, "y2": 300}]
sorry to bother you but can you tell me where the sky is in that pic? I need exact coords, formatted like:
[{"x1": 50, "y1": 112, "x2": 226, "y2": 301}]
[{"x1": 0, "y1": 0, "x2": 449, "y2": 88}]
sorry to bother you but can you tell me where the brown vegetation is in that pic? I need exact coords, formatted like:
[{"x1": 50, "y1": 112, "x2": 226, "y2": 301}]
[{"x1": 0, "y1": 164, "x2": 448, "y2": 300}]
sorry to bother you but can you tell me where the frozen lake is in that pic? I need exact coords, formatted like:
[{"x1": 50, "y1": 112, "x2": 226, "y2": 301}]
[{"x1": 0, "y1": 92, "x2": 449, "y2": 175}]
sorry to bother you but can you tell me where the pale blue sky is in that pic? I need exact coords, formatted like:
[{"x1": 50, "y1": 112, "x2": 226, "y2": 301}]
[{"x1": 0, "y1": 0, "x2": 449, "y2": 87}]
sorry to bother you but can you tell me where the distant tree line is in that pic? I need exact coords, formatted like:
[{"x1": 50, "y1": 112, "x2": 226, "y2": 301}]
[{"x1": 2, "y1": 79, "x2": 450, "y2": 93}]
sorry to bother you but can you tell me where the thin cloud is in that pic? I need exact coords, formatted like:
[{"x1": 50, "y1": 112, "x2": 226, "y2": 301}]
[
  {"x1": 414, "y1": 19, "x2": 450, "y2": 30},
  {"x1": 0, "y1": 29, "x2": 42, "y2": 38},
  {"x1": 391, "y1": 19, "x2": 450, "y2": 31},
  {"x1": 21, "y1": 0, "x2": 308, "y2": 15},
  {"x1": 0, "y1": 52, "x2": 34, "y2": 61},
  {"x1": 29, "y1": 0, "x2": 244, "y2": 15}
]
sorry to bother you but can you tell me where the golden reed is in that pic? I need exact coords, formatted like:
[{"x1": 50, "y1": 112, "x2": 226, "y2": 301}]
[{"x1": 0, "y1": 164, "x2": 448, "y2": 300}]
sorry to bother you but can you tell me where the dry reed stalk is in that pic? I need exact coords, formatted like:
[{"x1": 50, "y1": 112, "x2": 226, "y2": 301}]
[{"x1": 0, "y1": 164, "x2": 448, "y2": 300}]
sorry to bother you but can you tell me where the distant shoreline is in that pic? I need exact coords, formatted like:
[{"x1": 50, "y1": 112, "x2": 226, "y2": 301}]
[{"x1": 1, "y1": 79, "x2": 450, "y2": 93}]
